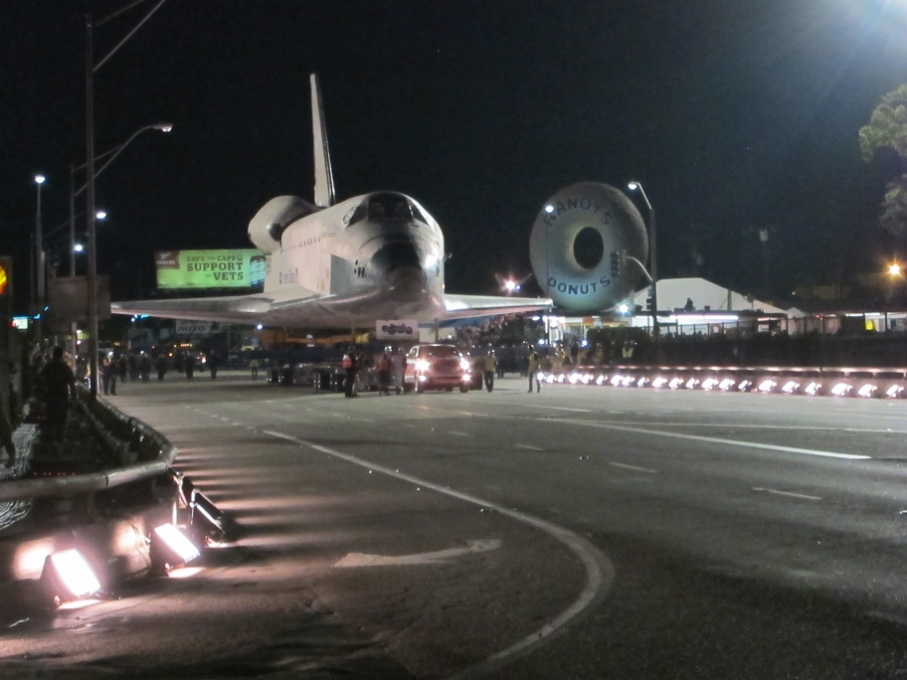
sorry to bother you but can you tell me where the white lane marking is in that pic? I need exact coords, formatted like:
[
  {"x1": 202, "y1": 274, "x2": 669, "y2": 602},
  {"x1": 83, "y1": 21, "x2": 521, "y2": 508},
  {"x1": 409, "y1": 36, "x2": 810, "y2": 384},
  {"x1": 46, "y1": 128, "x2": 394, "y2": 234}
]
[
  {"x1": 458, "y1": 397, "x2": 590, "y2": 414},
  {"x1": 447, "y1": 431, "x2": 470, "y2": 437},
  {"x1": 515, "y1": 444, "x2": 544, "y2": 451},
  {"x1": 752, "y1": 487, "x2": 822, "y2": 501},
  {"x1": 594, "y1": 420, "x2": 907, "y2": 435},
  {"x1": 335, "y1": 539, "x2": 501, "y2": 567},
  {"x1": 609, "y1": 462, "x2": 657, "y2": 474},
  {"x1": 524, "y1": 404, "x2": 591, "y2": 413},
  {"x1": 558, "y1": 420, "x2": 870, "y2": 461},
  {"x1": 263, "y1": 430, "x2": 613, "y2": 676}
]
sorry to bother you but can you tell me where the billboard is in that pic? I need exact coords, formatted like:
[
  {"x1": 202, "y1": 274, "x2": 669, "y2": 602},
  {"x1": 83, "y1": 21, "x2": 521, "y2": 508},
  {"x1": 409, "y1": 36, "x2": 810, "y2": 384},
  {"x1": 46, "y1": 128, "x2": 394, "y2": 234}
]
[{"x1": 155, "y1": 250, "x2": 266, "y2": 290}]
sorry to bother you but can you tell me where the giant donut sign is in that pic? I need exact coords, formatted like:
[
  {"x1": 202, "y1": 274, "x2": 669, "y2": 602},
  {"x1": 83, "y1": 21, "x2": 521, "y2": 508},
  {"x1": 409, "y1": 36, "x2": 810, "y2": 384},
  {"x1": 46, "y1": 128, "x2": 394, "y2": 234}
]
[{"x1": 529, "y1": 182, "x2": 648, "y2": 313}]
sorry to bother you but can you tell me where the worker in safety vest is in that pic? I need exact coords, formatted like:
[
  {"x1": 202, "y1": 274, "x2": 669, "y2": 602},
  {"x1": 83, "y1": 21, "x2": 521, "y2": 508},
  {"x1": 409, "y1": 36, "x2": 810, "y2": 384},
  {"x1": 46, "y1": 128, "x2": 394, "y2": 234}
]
[
  {"x1": 483, "y1": 351, "x2": 497, "y2": 392},
  {"x1": 377, "y1": 352, "x2": 392, "y2": 395}
]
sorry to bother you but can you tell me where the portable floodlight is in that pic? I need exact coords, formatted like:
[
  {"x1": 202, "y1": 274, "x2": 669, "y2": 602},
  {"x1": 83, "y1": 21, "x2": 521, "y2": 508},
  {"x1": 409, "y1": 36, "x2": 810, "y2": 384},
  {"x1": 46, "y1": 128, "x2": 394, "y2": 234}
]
[
  {"x1": 150, "y1": 523, "x2": 201, "y2": 574},
  {"x1": 41, "y1": 549, "x2": 102, "y2": 606}
]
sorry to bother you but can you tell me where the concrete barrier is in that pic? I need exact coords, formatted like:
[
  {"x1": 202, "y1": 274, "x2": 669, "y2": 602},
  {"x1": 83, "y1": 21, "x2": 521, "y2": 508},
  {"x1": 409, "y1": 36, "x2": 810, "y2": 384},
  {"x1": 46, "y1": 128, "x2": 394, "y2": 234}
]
[{"x1": 541, "y1": 363, "x2": 907, "y2": 398}]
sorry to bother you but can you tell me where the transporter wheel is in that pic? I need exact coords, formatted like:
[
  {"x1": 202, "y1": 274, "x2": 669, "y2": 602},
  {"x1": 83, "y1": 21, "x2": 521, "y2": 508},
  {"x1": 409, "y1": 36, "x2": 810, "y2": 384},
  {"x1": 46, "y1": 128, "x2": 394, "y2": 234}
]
[{"x1": 459, "y1": 385, "x2": 469, "y2": 393}]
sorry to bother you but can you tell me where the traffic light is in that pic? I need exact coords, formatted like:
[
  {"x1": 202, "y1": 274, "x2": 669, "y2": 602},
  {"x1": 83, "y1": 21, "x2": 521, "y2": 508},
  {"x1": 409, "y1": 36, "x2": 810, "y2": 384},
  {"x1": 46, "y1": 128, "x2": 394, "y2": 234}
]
[
  {"x1": 0, "y1": 258, "x2": 9, "y2": 298},
  {"x1": 646, "y1": 291, "x2": 655, "y2": 312}
]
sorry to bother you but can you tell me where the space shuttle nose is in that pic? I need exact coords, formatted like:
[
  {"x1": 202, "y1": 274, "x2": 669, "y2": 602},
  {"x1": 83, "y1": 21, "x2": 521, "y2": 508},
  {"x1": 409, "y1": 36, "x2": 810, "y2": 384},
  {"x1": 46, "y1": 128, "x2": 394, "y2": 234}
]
[
  {"x1": 384, "y1": 265, "x2": 427, "y2": 303},
  {"x1": 372, "y1": 241, "x2": 427, "y2": 303}
]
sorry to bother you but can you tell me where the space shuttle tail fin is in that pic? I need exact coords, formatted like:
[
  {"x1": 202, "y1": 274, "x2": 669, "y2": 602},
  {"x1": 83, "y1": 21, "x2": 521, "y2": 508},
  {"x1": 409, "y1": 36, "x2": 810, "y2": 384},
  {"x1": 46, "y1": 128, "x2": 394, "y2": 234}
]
[{"x1": 310, "y1": 73, "x2": 335, "y2": 208}]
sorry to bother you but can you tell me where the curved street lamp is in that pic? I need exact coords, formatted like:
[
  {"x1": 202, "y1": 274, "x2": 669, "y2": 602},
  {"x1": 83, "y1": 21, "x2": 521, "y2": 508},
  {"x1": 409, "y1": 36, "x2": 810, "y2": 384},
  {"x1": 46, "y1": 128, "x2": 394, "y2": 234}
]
[
  {"x1": 70, "y1": 123, "x2": 171, "y2": 276},
  {"x1": 85, "y1": 0, "x2": 168, "y2": 398},
  {"x1": 628, "y1": 181, "x2": 658, "y2": 337}
]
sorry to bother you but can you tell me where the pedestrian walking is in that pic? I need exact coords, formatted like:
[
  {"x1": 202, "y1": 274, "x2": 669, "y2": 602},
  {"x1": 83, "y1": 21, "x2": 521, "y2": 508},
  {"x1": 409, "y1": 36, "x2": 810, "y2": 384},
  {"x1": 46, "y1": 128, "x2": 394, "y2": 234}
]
[
  {"x1": 185, "y1": 354, "x2": 196, "y2": 380},
  {"x1": 139, "y1": 353, "x2": 151, "y2": 382},
  {"x1": 28, "y1": 353, "x2": 45, "y2": 401},
  {"x1": 483, "y1": 350, "x2": 497, "y2": 392},
  {"x1": 342, "y1": 348, "x2": 358, "y2": 398},
  {"x1": 174, "y1": 352, "x2": 185, "y2": 376},
  {"x1": 208, "y1": 351, "x2": 219, "y2": 379},
  {"x1": 1, "y1": 390, "x2": 16, "y2": 468},
  {"x1": 128, "y1": 352, "x2": 139, "y2": 381},
  {"x1": 391, "y1": 349, "x2": 405, "y2": 394},
  {"x1": 102, "y1": 357, "x2": 118, "y2": 396},
  {"x1": 156, "y1": 354, "x2": 168, "y2": 381},
  {"x1": 40, "y1": 346, "x2": 77, "y2": 444},
  {"x1": 250, "y1": 357, "x2": 260, "y2": 380},
  {"x1": 528, "y1": 350, "x2": 541, "y2": 393},
  {"x1": 377, "y1": 351, "x2": 391, "y2": 395}
]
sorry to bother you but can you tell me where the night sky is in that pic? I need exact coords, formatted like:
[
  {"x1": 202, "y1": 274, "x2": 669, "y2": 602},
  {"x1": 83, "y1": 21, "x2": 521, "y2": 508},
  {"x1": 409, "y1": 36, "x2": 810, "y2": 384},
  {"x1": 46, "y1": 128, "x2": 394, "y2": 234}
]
[{"x1": 4, "y1": 0, "x2": 907, "y2": 312}]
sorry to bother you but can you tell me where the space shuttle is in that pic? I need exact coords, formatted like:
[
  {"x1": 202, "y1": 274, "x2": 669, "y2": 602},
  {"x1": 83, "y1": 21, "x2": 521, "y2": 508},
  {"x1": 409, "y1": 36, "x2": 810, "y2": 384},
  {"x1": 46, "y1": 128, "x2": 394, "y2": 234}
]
[{"x1": 112, "y1": 74, "x2": 552, "y2": 327}]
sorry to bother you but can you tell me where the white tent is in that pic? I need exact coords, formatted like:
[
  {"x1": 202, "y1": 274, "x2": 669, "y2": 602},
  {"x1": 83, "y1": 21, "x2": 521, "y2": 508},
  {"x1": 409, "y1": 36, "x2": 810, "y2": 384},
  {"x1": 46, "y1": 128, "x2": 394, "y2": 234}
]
[{"x1": 630, "y1": 277, "x2": 796, "y2": 316}]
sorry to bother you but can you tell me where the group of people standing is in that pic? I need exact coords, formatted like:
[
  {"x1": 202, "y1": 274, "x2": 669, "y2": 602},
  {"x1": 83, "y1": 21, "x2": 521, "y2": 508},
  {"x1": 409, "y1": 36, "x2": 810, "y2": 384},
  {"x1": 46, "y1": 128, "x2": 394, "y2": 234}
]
[
  {"x1": 343, "y1": 348, "x2": 405, "y2": 397},
  {"x1": 482, "y1": 349, "x2": 542, "y2": 393},
  {"x1": 99, "y1": 350, "x2": 219, "y2": 396}
]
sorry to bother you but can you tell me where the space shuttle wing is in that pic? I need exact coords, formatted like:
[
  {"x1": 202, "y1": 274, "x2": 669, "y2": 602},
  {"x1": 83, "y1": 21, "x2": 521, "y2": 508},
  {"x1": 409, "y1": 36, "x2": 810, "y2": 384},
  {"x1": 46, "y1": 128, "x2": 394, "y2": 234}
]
[
  {"x1": 442, "y1": 293, "x2": 552, "y2": 319},
  {"x1": 111, "y1": 287, "x2": 322, "y2": 324}
]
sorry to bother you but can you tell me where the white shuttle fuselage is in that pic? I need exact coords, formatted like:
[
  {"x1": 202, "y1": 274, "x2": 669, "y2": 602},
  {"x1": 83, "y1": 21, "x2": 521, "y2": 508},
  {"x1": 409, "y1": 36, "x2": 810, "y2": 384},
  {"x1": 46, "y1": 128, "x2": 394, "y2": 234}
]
[{"x1": 249, "y1": 191, "x2": 447, "y2": 323}]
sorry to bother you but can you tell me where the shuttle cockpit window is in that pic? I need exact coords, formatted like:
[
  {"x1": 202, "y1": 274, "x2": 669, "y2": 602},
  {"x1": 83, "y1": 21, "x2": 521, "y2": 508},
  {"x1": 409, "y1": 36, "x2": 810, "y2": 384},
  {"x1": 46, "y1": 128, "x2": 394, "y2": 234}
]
[
  {"x1": 368, "y1": 193, "x2": 413, "y2": 221},
  {"x1": 410, "y1": 204, "x2": 429, "y2": 225},
  {"x1": 345, "y1": 202, "x2": 369, "y2": 226}
]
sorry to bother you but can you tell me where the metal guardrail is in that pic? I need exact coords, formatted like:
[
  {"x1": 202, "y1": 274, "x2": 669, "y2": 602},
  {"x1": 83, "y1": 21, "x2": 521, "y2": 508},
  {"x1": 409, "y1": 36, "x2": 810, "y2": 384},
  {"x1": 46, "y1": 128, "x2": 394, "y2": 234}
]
[{"x1": 0, "y1": 391, "x2": 177, "y2": 503}]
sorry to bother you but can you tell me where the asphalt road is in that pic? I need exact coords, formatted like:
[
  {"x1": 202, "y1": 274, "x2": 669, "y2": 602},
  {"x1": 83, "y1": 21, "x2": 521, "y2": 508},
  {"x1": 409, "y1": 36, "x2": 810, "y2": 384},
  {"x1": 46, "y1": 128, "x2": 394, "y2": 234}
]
[{"x1": 4, "y1": 371, "x2": 907, "y2": 679}]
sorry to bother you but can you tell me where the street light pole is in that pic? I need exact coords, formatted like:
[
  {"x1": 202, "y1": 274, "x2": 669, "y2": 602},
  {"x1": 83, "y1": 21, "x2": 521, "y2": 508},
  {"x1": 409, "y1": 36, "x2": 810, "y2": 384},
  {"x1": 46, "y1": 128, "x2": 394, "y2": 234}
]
[
  {"x1": 544, "y1": 203, "x2": 554, "y2": 346},
  {"x1": 69, "y1": 166, "x2": 77, "y2": 277},
  {"x1": 628, "y1": 181, "x2": 657, "y2": 338},
  {"x1": 86, "y1": 14, "x2": 99, "y2": 397},
  {"x1": 34, "y1": 174, "x2": 47, "y2": 348},
  {"x1": 69, "y1": 164, "x2": 79, "y2": 369}
]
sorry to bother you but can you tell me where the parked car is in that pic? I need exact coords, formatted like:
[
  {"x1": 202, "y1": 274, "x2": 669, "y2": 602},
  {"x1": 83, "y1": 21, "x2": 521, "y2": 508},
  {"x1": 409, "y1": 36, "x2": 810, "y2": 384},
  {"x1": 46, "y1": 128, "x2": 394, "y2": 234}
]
[{"x1": 403, "y1": 344, "x2": 472, "y2": 393}]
